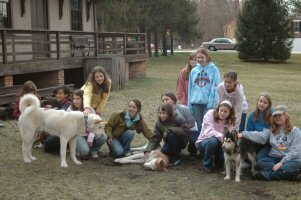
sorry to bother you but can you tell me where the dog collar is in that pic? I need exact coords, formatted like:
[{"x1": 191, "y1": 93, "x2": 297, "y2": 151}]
[{"x1": 84, "y1": 115, "x2": 88, "y2": 133}]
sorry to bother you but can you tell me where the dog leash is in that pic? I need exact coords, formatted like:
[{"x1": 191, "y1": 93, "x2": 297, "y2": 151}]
[{"x1": 84, "y1": 115, "x2": 88, "y2": 133}]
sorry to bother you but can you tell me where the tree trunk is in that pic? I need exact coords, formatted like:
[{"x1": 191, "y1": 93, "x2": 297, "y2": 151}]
[
  {"x1": 147, "y1": 30, "x2": 152, "y2": 57},
  {"x1": 162, "y1": 30, "x2": 167, "y2": 56},
  {"x1": 154, "y1": 31, "x2": 159, "y2": 57},
  {"x1": 170, "y1": 29, "x2": 174, "y2": 55}
]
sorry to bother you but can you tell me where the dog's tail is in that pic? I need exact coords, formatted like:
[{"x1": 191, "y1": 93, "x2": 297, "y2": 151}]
[{"x1": 19, "y1": 93, "x2": 41, "y2": 115}]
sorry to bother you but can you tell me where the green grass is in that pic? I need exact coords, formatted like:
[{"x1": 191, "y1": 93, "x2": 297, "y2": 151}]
[{"x1": 1, "y1": 52, "x2": 301, "y2": 200}]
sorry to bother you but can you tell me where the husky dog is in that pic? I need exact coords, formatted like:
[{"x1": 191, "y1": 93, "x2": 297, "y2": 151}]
[
  {"x1": 222, "y1": 128, "x2": 242, "y2": 182},
  {"x1": 18, "y1": 94, "x2": 105, "y2": 168},
  {"x1": 114, "y1": 145, "x2": 169, "y2": 171}
]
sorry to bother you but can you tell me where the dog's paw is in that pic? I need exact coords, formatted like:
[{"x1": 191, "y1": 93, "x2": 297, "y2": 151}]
[
  {"x1": 61, "y1": 163, "x2": 68, "y2": 168},
  {"x1": 224, "y1": 176, "x2": 230, "y2": 180},
  {"x1": 30, "y1": 156, "x2": 37, "y2": 161},
  {"x1": 114, "y1": 159, "x2": 121, "y2": 163},
  {"x1": 24, "y1": 159, "x2": 32, "y2": 163},
  {"x1": 235, "y1": 178, "x2": 241, "y2": 182},
  {"x1": 74, "y1": 160, "x2": 82, "y2": 165}
]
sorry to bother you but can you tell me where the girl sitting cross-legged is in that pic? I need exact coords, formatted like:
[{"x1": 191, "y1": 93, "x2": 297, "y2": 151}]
[
  {"x1": 67, "y1": 90, "x2": 107, "y2": 159},
  {"x1": 239, "y1": 105, "x2": 301, "y2": 181},
  {"x1": 195, "y1": 100, "x2": 236, "y2": 173}
]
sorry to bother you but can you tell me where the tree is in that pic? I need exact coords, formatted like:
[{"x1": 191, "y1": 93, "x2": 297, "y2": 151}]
[{"x1": 236, "y1": 0, "x2": 293, "y2": 61}]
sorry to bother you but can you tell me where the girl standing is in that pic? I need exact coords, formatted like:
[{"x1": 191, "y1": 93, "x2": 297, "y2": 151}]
[
  {"x1": 67, "y1": 90, "x2": 107, "y2": 159},
  {"x1": 188, "y1": 48, "x2": 221, "y2": 132},
  {"x1": 152, "y1": 103, "x2": 189, "y2": 166},
  {"x1": 81, "y1": 66, "x2": 111, "y2": 115},
  {"x1": 105, "y1": 99, "x2": 158, "y2": 157},
  {"x1": 195, "y1": 100, "x2": 236, "y2": 173},
  {"x1": 239, "y1": 105, "x2": 301, "y2": 181},
  {"x1": 176, "y1": 53, "x2": 197, "y2": 105},
  {"x1": 218, "y1": 71, "x2": 247, "y2": 130}
]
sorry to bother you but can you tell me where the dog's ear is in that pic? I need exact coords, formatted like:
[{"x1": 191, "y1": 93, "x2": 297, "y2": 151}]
[
  {"x1": 224, "y1": 127, "x2": 230, "y2": 137},
  {"x1": 232, "y1": 130, "x2": 238, "y2": 143},
  {"x1": 93, "y1": 116, "x2": 103, "y2": 124}
]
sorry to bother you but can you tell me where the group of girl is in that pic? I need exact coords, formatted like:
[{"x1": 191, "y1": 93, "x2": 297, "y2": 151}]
[
  {"x1": 13, "y1": 48, "x2": 301, "y2": 182},
  {"x1": 175, "y1": 48, "x2": 301, "y2": 181}
]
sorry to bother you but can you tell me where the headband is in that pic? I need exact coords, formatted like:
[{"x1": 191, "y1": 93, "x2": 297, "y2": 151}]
[{"x1": 220, "y1": 100, "x2": 232, "y2": 108}]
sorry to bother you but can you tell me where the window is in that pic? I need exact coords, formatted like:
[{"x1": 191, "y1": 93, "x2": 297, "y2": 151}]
[
  {"x1": 0, "y1": 0, "x2": 11, "y2": 28},
  {"x1": 293, "y1": 22, "x2": 301, "y2": 33},
  {"x1": 70, "y1": 0, "x2": 82, "y2": 31}
]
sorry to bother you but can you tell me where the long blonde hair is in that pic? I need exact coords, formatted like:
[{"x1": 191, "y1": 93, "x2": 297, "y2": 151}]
[
  {"x1": 183, "y1": 53, "x2": 196, "y2": 80},
  {"x1": 255, "y1": 92, "x2": 272, "y2": 124},
  {"x1": 271, "y1": 113, "x2": 293, "y2": 134}
]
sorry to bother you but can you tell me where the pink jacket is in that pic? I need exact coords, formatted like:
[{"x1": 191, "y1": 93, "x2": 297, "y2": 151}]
[
  {"x1": 176, "y1": 68, "x2": 190, "y2": 105},
  {"x1": 195, "y1": 110, "x2": 235, "y2": 145}
]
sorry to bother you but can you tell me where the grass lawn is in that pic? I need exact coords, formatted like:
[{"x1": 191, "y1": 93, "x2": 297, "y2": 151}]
[{"x1": 1, "y1": 52, "x2": 301, "y2": 200}]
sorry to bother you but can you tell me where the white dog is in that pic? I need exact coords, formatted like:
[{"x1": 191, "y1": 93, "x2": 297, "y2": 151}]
[
  {"x1": 18, "y1": 94, "x2": 105, "y2": 168},
  {"x1": 114, "y1": 145, "x2": 169, "y2": 171}
]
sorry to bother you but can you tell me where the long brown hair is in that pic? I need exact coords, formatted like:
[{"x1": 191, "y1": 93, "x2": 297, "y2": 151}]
[
  {"x1": 21, "y1": 81, "x2": 37, "y2": 96},
  {"x1": 271, "y1": 112, "x2": 293, "y2": 134},
  {"x1": 254, "y1": 92, "x2": 272, "y2": 123},
  {"x1": 183, "y1": 53, "x2": 196, "y2": 80},
  {"x1": 196, "y1": 48, "x2": 212, "y2": 63},
  {"x1": 158, "y1": 103, "x2": 175, "y2": 123},
  {"x1": 223, "y1": 71, "x2": 240, "y2": 88},
  {"x1": 86, "y1": 66, "x2": 110, "y2": 95},
  {"x1": 71, "y1": 90, "x2": 84, "y2": 111},
  {"x1": 214, "y1": 102, "x2": 236, "y2": 126}
]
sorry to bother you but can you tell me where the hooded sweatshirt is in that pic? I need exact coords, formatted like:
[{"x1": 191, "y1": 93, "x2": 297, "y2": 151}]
[
  {"x1": 241, "y1": 127, "x2": 301, "y2": 163},
  {"x1": 188, "y1": 62, "x2": 221, "y2": 111}
]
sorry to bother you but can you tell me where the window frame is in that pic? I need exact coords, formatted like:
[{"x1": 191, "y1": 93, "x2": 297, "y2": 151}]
[
  {"x1": 70, "y1": 0, "x2": 82, "y2": 31},
  {"x1": 0, "y1": 0, "x2": 11, "y2": 28}
]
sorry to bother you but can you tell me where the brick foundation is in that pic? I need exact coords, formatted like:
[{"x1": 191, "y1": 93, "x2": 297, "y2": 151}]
[
  {"x1": 129, "y1": 61, "x2": 147, "y2": 79},
  {"x1": 0, "y1": 76, "x2": 14, "y2": 87},
  {"x1": 13, "y1": 70, "x2": 65, "y2": 88}
]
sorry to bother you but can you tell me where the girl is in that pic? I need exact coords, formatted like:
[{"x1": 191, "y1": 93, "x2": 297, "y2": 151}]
[
  {"x1": 161, "y1": 92, "x2": 199, "y2": 156},
  {"x1": 81, "y1": 66, "x2": 111, "y2": 115},
  {"x1": 67, "y1": 90, "x2": 107, "y2": 159},
  {"x1": 247, "y1": 92, "x2": 273, "y2": 160},
  {"x1": 218, "y1": 71, "x2": 247, "y2": 131},
  {"x1": 239, "y1": 105, "x2": 301, "y2": 181},
  {"x1": 195, "y1": 100, "x2": 236, "y2": 173},
  {"x1": 188, "y1": 48, "x2": 221, "y2": 132},
  {"x1": 152, "y1": 103, "x2": 189, "y2": 166},
  {"x1": 105, "y1": 99, "x2": 158, "y2": 157},
  {"x1": 14, "y1": 80, "x2": 43, "y2": 120},
  {"x1": 176, "y1": 53, "x2": 197, "y2": 105},
  {"x1": 44, "y1": 85, "x2": 71, "y2": 153}
]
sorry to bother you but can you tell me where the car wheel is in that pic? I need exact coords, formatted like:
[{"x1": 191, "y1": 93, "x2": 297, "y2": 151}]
[{"x1": 209, "y1": 46, "x2": 216, "y2": 51}]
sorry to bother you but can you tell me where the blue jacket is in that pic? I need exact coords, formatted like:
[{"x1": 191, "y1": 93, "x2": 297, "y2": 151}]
[
  {"x1": 247, "y1": 109, "x2": 274, "y2": 131},
  {"x1": 188, "y1": 62, "x2": 221, "y2": 111}
]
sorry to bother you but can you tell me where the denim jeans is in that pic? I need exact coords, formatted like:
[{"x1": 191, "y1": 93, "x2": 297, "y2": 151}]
[
  {"x1": 257, "y1": 156, "x2": 301, "y2": 181},
  {"x1": 161, "y1": 132, "x2": 186, "y2": 160},
  {"x1": 191, "y1": 104, "x2": 208, "y2": 132},
  {"x1": 256, "y1": 145, "x2": 271, "y2": 161},
  {"x1": 239, "y1": 112, "x2": 247, "y2": 132},
  {"x1": 107, "y1": 130, "x2": 134, "y2": 157},
  {"x1": 188, "y1": 130, "x2": 200, "y2": 155},
  {"x1": 76, "y1": 134, "x2": 107, "y2": 156},
  {"x1": 44, "y1": 136, "x2": 60, "y2": 153},
  {"x1": 197, "y1": 137, "x2": 224, "y2": 170}
]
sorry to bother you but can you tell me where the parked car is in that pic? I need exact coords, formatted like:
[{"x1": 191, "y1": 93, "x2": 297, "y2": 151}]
[{"x1": 200, "y1": 38, "x2": 237, "y2": 51}]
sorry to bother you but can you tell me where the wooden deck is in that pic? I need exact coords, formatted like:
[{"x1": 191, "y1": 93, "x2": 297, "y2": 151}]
[{"x1": 0, "y1": 29, "x2": 147, "y2": 76}]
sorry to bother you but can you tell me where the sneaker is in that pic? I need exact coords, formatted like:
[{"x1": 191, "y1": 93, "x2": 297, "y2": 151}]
[
  {"x1": 124, "y1": 152, "x2": 131, "y2": 157},
  {"x1": 203, "y1": 167, "x2": 213, "y2": 173},
  {"x1": 252, "y1": 171, "x2": 266, "y2": 180},
  {"x1": 91, "y1": 151, "x2": 99, "y2": 159},
  {"x1": 0, "y1": 123, "x2": 4, "y2": 128},
  {"x1": 170, "y1": 158, "x2": 182, "y2": 166}
]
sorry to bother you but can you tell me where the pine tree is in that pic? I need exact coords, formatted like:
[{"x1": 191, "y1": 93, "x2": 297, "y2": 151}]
[{"x1": 236, "y1": 0, "x2": 293, "y2": 61}]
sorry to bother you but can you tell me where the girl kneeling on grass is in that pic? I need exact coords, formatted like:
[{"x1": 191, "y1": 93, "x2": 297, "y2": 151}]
[
  {"x1": 239, "y1": 105, "x2": 301, "y2": 181},
  {"x1": 105, "y1": 99, "x2": 158, "y2": 157},
  {"x1": 246, "y1": 92, "x2": 274, "y2": 160},
  {"x1": 67, "y1": 90, "x2": 107, "y2": 159},
  {"x1": 195, "y1": 100, "x2": 236, "y2": 173},
  {"x1": 152, "y1": 103, "x2": 189, "y2": 166}
]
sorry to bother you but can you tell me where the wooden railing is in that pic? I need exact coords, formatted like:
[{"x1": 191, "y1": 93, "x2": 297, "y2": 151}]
[{"x1": 0, "y1": 29, "x2": 146, "y2": 64}]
